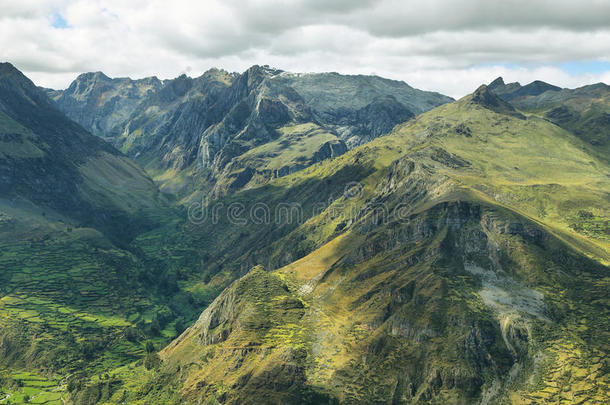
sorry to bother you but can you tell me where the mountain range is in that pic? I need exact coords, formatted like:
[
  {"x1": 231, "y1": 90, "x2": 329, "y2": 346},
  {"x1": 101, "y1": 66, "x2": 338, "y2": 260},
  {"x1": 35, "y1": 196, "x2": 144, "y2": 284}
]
[
  {"x1": 44, "y1": 66, "x2": 452, "y2": 198},
  {"x1": 0, "y1": 63, "x2": 608, "y2": 404}
]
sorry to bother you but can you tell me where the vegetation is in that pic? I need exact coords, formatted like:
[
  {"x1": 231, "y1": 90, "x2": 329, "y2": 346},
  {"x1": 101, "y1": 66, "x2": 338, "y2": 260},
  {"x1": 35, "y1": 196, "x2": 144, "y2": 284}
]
[
  {"x1": 0, "y1": 63, "x2": 608, "y2": 403},
  {"x1": 86, "y1": 84, "x2": 609, "y2": 403}
]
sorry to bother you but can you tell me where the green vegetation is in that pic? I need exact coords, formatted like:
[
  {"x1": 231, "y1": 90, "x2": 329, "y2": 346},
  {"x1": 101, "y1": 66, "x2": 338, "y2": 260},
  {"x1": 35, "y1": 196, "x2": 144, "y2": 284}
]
[
  {"x1": 95, "y1": 85, "x2": 609, "y2": 403},
  {"x1": 0, "y1": 63, "x2": 207, "y2": 403},
  {"x1": 239, "y1": 123, "x2": 339, "y2": 170},
  {"x1": 0, "y1": 371, "x2": 64, "y2": 404},
  {"x1": 1, "y1": 63, "x2": 608, "y2": 403}
]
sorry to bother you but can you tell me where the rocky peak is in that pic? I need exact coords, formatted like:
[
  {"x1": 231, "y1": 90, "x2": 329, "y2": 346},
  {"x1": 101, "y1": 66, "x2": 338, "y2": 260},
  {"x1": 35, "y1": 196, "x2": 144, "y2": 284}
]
[
  {"x1": 162, "y1": 73, "x2": 194, "y2": 98},
  {"x1": 517, "y1": 80, "x2": 561, "y2": 97},
  {"x1": 201, "y1": 67, "x2": 235, "y2": 84},
  {"x1": 65, "y1": 71, "x2": 113, "y2": 99},
  {"x1": 242, "y1": 65, "x2": 269, "y2": 91},
  {"x1": 470, "y1": 84, "x2": 525, "y2": 119},
  {"x1": 240, "y1": 65, "x2": 284, "y2": 91},
  {"x1": 471, "y1": 84, "x2": 502, "y2": 106},
  {"x1": 486, "y1": 77, "x2": 523, "y2": 98},
  {"x1": 76, "y1": 71, "x2": 111, "y2": 82},
  {"x1": 136, "y1": 76, "x2": 162, "y2": 87},
  {"x1": 488, "y1": 76, "x2": 505, "y2": 90}
]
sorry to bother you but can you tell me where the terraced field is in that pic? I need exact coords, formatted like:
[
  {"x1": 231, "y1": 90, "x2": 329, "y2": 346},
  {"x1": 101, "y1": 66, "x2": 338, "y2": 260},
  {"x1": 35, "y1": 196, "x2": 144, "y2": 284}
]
[
  {"x1": 0, "y1": 201, "x2": 198, "y2": 400},
  {"x1": 0, "y1": 371, "x2": 64, "y2": 404}
]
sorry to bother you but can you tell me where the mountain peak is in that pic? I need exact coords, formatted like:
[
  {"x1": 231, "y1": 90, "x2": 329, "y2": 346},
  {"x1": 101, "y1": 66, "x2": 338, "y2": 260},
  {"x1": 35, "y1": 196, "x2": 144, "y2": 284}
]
[
  {"x1": 0, "y1": 62, "x2": 30, "y2": 85},
  {"x1": 488, "y1": 76, "x2": 505, "y2": 89},
  {"x1": 472, "y1": 84, "x2": 496, "y2": 100},
  {"x1": 518, "y1": 80, "x2": 561, "y2": 96},
  {"x1": 0, "y1": 62, "x2": 46, "y2": 106},
  {"x1": 76, "y1": 71, "x2": 111, "y2": 83},
  {"x1": 0, "y1": 61, "x2": 19, "y2": 74},
  {"x1": 245, "y1": 64, "x2": 284, "y2": 78},
  {"x1": 470, "y1": 84, "x2": 525, "y2": 119}
]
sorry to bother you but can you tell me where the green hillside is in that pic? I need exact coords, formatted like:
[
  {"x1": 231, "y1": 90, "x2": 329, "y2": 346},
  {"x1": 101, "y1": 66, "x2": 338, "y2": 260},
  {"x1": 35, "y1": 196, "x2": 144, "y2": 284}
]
[
  {"x1": 1, "y1": 63, "x2": 608, "y2": 404},
  {"x1": 488, "y1": 77, "x2": 610, "y2": 162},
  {"x1": 93, "y1": 85, "x2": 609, "y2": 403},
  {"x1": 0, "y1": 64, "x2": 204, "y2": 403}
]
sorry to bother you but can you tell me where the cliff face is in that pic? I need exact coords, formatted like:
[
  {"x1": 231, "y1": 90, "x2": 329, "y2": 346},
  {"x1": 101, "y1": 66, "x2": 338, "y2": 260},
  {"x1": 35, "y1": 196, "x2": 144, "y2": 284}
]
[
  {"x1": 45, "y1": 72, "x2": 163, "y2": 141},
  {"x1": 48, "y1": 66, "x2": 452, "y2": 197}
]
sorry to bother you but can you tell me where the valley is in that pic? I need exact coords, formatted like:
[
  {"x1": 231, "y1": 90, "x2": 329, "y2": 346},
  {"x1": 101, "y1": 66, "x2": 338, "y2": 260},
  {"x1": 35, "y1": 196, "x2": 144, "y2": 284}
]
[{"x1": 0, "y1": 63, "x2": 608, "y2": 404}]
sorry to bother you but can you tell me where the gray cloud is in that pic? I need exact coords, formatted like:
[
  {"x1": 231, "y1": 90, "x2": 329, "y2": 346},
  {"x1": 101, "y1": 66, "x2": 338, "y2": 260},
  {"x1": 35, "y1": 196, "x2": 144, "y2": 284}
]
[
  {"x1": 0, "y1": 0, "x2": 608, "y2": 97},
  {"x1": 348, "y1": 0, "x2": 610, "y2": 36}
]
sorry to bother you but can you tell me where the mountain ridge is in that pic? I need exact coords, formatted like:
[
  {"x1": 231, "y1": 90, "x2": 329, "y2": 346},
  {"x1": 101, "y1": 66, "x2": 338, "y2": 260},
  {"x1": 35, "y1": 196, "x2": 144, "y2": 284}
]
[
  {"x1": 116, "y1": 82, "x2": 609, "y2": 404},
  {"x1": 45, "y1": 65, "x2": 453, "y2": 198},
  {"x1": 0, "y1": 63, "x2": 608, "y2": 404},
  {"x1": 487, "y1": 76, "x2": 610, "y2": 159},
  {"x1": 0, "y1": 62, "x2": 163, "y2": 241}
]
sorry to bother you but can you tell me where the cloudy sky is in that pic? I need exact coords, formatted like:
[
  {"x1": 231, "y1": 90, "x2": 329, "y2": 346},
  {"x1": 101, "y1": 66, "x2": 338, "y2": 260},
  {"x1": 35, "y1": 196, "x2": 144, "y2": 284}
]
[{"x1": 1, "y1": 0, "x2": 609, "y2": 98}]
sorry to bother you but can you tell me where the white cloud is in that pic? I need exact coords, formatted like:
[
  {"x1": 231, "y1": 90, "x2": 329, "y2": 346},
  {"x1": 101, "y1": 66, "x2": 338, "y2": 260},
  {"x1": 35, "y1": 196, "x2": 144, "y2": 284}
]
[{"x1": 1, "y1": 0, "x2": 609, "y2": 97}]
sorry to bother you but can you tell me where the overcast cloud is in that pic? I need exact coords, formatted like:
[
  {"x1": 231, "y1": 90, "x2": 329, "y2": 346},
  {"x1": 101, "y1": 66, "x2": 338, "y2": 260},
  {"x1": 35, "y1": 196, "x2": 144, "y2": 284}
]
[{"x1": 1, "y1": 0, "x2": 609, "y2": 98}]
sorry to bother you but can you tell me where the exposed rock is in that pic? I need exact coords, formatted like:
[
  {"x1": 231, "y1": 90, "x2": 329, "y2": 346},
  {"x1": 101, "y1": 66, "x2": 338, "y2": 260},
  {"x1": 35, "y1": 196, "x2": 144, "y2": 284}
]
[
  {"x1": 470, "y1": 85, "x2": 525, "y2": 119},
  {"x1": 48, "y1": 66, "x2": 453, "y2": 197}
]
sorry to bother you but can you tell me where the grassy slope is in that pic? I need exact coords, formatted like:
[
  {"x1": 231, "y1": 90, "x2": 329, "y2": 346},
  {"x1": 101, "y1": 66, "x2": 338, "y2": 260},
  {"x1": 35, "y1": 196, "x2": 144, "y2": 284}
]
[
  {"x1": 238, "y1": 123, "x2": 339, "y2": 171},
  {"x1": 0, "y1": 197, "x2": 209, "y2": 404},
  {"x1": 0, "y1": 66, "x2": 205, "y2": 402},
  {"x1": 503, "y1": 84, "x2": 610, "y2": 163},
  {"x1": 107, "y1": 91, "x2": 608, "y2": 403},
  {"x1": 0, "y1": 110, "x2": 44, "y2": 159},
  {"x1": 383, "y1": 99, "x2": 609, "y2": 259}
]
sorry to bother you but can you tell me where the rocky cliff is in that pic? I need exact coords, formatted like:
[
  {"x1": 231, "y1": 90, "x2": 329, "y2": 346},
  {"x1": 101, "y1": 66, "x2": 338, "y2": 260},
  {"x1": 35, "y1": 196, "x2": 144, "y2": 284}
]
[{"x1": 47, "y1": 66, "x2": 452, "y2": 197}]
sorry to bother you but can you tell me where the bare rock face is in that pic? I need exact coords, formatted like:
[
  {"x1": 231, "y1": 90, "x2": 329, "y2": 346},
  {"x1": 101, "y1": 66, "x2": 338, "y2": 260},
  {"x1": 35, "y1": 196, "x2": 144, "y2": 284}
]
[
  {"x1": 470, "y1": 85, "x2": 525, "y2": 119},
  {"x1": 48, "y1": 65, "x2": 453, "y2": 196}
]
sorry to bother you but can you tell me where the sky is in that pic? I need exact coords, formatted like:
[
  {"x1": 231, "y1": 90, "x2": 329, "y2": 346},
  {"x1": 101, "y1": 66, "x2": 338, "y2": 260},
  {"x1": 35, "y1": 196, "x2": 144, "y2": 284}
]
[{"x1": 1, "y1": 0, "x2": 609, "y2": 98}]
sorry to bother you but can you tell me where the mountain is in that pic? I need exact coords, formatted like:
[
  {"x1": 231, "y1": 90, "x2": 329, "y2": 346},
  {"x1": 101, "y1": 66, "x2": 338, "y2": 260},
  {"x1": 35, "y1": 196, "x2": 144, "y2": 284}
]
[
  {"x1": 1, "y1": 62, "x2": 161, "y2": 242},
  {"x1": 0, "y1": 64, "x2": 205, "y2": 397},
  {"x1": 46, "y1": 66, "x2": 452, "y2": 198},
  {"x1": 488, "y1": 77, "x2": 610, "y2": 158},
  {"x1": 488, "y1": 77, "x2": 561, "y2": 101},
  {"x1": 103, "y1": 85, "x2": 609, "y2": 404},
  {"x1": 2, "y1": 63, "x2": 608, "y2": 404},
  {"x1": 44, "y1": 71, "x2": 163, "y2": 143}
]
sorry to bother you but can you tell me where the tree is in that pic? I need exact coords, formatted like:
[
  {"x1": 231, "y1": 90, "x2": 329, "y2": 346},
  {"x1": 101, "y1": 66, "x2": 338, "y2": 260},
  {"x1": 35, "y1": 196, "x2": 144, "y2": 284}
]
[
  {"x1": 174, "y1": 317, "x2": 186, "y2": 336},
  {"x1": 149, "y1": 318, "x2": 161, "y2": 336},
  {"x1": 144, "y1": 353, "x2": 162, "y2": 370}
]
